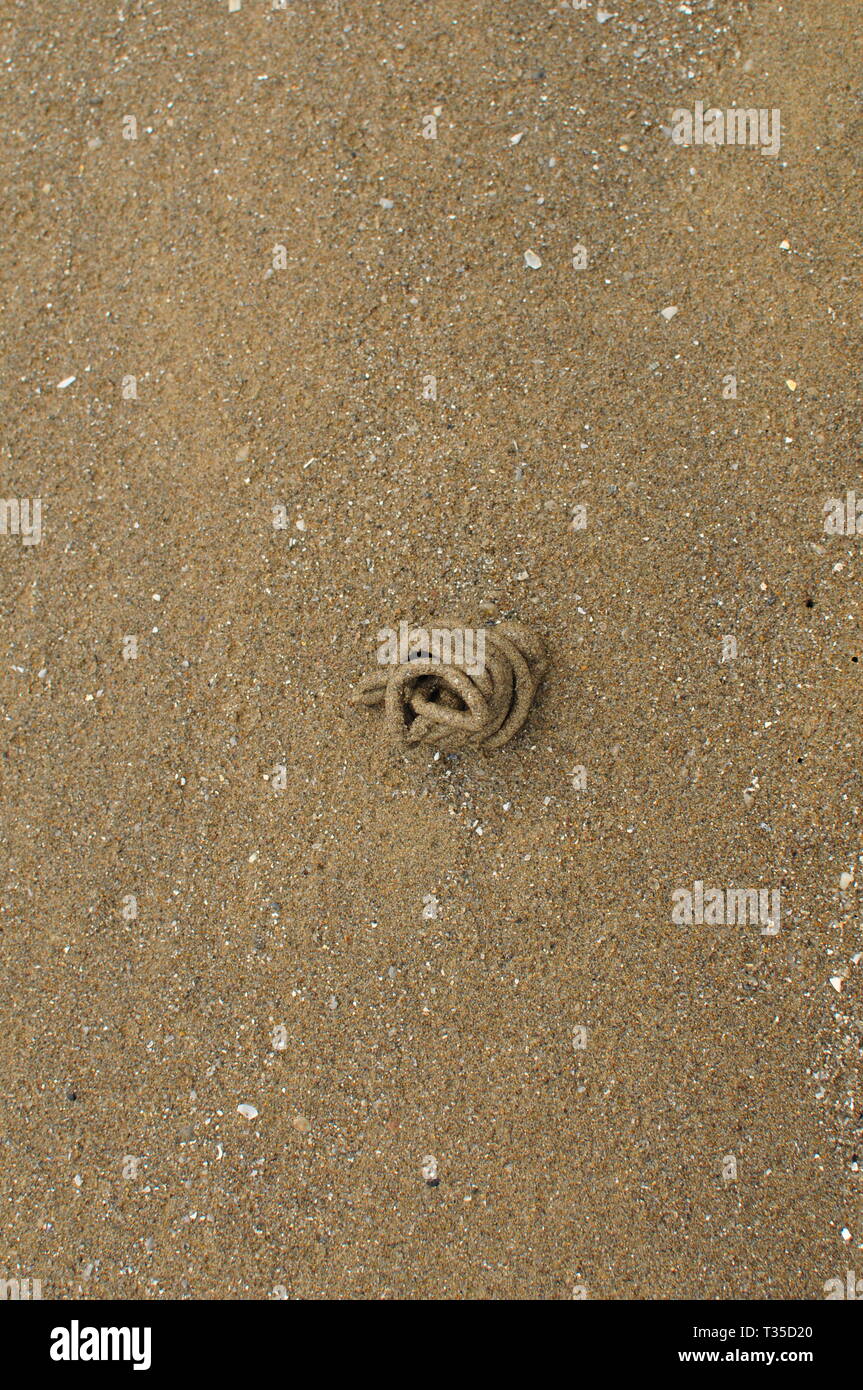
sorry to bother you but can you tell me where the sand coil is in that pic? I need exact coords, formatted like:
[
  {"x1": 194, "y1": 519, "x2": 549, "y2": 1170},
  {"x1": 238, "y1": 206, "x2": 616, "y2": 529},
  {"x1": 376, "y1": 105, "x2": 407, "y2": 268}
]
[{"x1": 352, "y1": 620, "x2": 549, "y2": 751}]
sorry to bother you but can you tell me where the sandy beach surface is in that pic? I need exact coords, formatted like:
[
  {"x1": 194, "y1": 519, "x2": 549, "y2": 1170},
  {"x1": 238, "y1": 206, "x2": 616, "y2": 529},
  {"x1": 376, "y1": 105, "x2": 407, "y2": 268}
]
[{"x1": 1, "y1": 0, "x2": 861, "y2": 1299}]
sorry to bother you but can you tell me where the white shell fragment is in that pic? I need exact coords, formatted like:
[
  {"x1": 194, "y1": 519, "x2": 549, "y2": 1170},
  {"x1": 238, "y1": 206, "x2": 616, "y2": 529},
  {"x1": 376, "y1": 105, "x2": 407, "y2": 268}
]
[{"x1": 421, "y1": 1155, "x2": 439, "y2": 1185}]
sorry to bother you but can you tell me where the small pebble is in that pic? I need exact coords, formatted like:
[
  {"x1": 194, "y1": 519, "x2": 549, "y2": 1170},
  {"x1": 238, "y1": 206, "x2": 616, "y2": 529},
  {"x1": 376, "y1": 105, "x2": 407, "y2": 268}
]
[
  {"x1": 524, "y1": 250, "x2": 542, "y2": 269},
  {"x1": 421, "y1": 1155, "x2": 439, "y2": 1185}
]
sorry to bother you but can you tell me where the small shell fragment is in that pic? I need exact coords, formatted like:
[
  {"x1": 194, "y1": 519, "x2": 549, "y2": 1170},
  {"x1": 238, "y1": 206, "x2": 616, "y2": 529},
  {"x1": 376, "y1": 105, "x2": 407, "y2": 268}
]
[{"x1": 421, "y1": 1155, "x2": 439, "y2": 1185}]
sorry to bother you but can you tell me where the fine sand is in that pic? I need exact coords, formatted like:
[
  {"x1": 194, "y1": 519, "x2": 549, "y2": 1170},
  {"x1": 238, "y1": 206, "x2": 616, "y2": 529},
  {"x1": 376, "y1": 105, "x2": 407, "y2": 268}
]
[{"x1": 1, "y1": 0, "x2": 861, "y2": 1299}]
